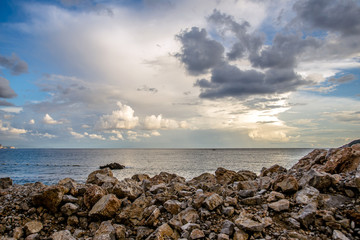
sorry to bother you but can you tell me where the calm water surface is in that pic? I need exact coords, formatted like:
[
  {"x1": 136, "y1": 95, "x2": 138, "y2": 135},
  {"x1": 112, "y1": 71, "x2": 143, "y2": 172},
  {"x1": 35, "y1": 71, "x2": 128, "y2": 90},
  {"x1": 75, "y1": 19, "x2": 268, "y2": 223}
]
[{"x1": 0, "y1": 148, "x2": 312, "y2": 185}]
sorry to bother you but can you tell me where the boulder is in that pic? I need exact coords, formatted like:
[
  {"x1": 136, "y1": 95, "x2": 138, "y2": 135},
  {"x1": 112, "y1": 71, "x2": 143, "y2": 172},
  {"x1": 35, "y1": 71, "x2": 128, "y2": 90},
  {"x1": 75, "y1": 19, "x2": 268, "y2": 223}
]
[
  {"x1": 84, "y1": 185, "x2": 106, "y2": 209},
  {"x1": 177, "y1": 207, "x2": 199, "y2": 224},
  {"x1": 237, "y1": 180, "x2": 259, "y2": 191},
  {"x1": 93, "y1": 220, "x2": 115, "y2": 240},
  {"x1": 220, "y1": 220, "x2": 235, "y2": 236},
  {"x1": 89, "y1": 194, "x2": 122, "y2": 219},
  {"x1": 189, "y1": 229, "x2": 205, "y2": 239},
  {"x1": 0, "y1": 177, "x2": 12, "y2": 189},
  {"x1": 164, "y1": 200, "x2": 182, "y2": 215},
  {"x1": 112, "y1": 178, "x2": 142, "y2": 201},
  {"x1": 267, "y1": 191, "x2": 285, "y2": 202},
  {"x1": 58, "y1": 178, "x2": 77, "y2": 195},
  {"x1": 116, "y1": 195, "x2": 151, "y2": 225},
  {"x1": 32, "y1": 186, "x2": 65, "y2": 212},
  {"x1": 268, "y1": 199, "x2": 289, "y2": 212},
  {"x1": 86, "y1": 168, "x2": 118, "y2": 186},
  {"x1": 273, "y1": 175, "x2": 298, "y2": 193},
  {"x1": 296, "y1": 204, "x2": 317, "y2": 228},
  {"x1": 51, "y1": 230, "x2": 76, "y2": 240},
  {"x1": 235, "y1": 211, "x2": 272, "y2": 232},
  {"x1": 299, "y1": 169, "x2": 333, "y2": 190},
  {"x1": 319, "y1": 194, "x2": 351, "y2": 209},
  {"x1": 260, "y1": 164, "x2": 287, "y2": 177},
  {"x1": 146, "y1": 223, "x2": 179, "y2": 240},
  {"x1": 100, "y1": 163, "x2": 125, "y2": 170},
  {"x1": 322, "y1": 145, "x2": 360, "y2": 173},
  {"x1": 295, "y1": 186, "x2": 319, "y2": 205},
  {"x1": 204, "y1": 193, "x2": 223, "y2": 210}
]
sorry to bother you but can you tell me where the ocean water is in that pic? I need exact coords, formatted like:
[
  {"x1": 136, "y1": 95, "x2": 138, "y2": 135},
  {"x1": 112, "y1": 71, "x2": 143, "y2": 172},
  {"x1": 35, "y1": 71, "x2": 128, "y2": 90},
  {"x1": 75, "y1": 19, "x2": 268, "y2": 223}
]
[{"x1": 0, "y1": 148, "x2": 312, "y2": 185}]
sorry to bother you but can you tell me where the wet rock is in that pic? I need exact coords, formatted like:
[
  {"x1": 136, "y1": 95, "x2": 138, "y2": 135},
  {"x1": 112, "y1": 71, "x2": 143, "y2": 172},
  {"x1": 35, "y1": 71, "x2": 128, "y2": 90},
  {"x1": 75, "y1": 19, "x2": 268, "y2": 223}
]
[
  {"x1": 89, "y1": 194, "x2": 122, "y2": 219},
  {"x1": 51, "y1": 230, "x2": 76, "y2": 240},
  {"x1": 0, "y1": 177, "x2": 12, "y2": 189},
  {"x1": 93, "y1": 220, "x2": 115, "y2": 240},
  {"x1": 24, "y1": 221, "x2": 43, "y2": 235},
  {"x1": 112, "y1": 179, "x2": 142, "y2": 201},
  {"x1": 295, "y1": 186, "x2": 320, "y2": 205},
  {"x1": 84, "y1": 185, "x2": 106, "y2": 209},
  {"x1": 204, "y1": 193, "x2": 223, "y2": 210},
  {"x1": 60, "y1": 203, "x2": 79, "y2": 216},
  {"x1": 100, "y1": 162, "x2": 125, "y2": 170},
  {"x1": 190, "y1": 229, "x2": 205, "y2": 239},
  {"x1": 32, "y1": 186, "x2": 65, "y2": 212}
]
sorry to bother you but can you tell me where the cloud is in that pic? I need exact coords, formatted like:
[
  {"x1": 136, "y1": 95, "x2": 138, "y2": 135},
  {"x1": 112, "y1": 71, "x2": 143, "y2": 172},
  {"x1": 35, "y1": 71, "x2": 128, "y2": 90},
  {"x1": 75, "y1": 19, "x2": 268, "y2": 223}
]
[
  {"x1": 0, "y1": 100, "x2": 15, "y2": 106},
  {"x1": 0, "y1": 53, "x2": 28, "y2": 76},
  {"x1": 31, "y1": 132, "x2": 57, "y2": 138},
  {"x1": 327, "y1": 111, "x2": 360, "y2": 124},
  {"x1": 43, "y1": 114, "x2": 62, "y2": 125},
  {"x1": 143, "y1": 114, "x2": 188, "y2": 130},
  {"x1": 137, "y1": 85, "x2": 158, "y2": 94},
  {"x1": 175, "y1": 27, "x2": 224, "y2": 75},
  {"x1": 84, "y1": 132, "x2": 106, "y2": 140},
  {"x1": 329, "y1": 74, "x2": 355, "y2": 84},
  {"x1": 29, "y1": 119, "x2": 35, "y2": 124},
  {"x1": 248, "y1": 126, "x2": 291, "y2": 142},
  {"x1": 0, "y1": 120, "x2": 27, "y2": 135},
  {"x1": 293, "y1": 0, "x2": 360, "y2": 36},
  {"x1": 195, "y1": 63, "x2": 309, "y2": 99},
  {"x1": 70, "y1": 130, "x2": 85, "y2": 138},
  {"x1": 0, "y1": 77, "x2": 17, "y2": 99},
  {"x1": 96, "y1": 102, "x2": 139, "y2": 130}
]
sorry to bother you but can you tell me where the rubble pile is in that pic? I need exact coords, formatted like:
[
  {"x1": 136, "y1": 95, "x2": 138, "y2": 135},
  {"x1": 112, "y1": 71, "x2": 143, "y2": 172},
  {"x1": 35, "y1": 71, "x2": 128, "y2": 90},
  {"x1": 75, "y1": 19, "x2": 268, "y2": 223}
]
[{"x1": 1, "y1": 141, "x2": 360, "y2": 239}]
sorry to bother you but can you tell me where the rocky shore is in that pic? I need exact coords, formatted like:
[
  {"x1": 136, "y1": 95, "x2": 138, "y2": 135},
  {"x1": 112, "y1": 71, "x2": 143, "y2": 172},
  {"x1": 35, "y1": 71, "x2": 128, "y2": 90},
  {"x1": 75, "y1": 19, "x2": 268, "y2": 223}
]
[{"x1": 0, "y1": 141, "x2": 360, "y2": 240}]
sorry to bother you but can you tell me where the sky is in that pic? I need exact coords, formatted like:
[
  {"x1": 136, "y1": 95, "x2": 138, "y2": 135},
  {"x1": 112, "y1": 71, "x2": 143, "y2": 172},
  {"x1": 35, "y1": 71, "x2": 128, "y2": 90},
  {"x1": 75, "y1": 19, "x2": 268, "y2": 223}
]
[{"x1": 0, "y1": 0, "x2": 359, "y2": 148}]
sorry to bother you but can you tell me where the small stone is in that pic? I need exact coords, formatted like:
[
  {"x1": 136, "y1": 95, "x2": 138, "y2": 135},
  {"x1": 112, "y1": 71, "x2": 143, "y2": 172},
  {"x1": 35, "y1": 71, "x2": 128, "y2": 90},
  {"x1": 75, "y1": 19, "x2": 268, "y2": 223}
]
[
  {"x1": 60, "y1": 203, "x2": 79, "y2": 216},
  {"x1": 114, "y1": 224, "x2": 126, "y2": 240},
  {"x1": 181, "y1": 223, "x2": 200, "y2": 232},
  {"x1": 24, "y1": 221, "x2": 43, "y2": 235},
  {"x1": 217, "y1": 233, "x2": 229, "y2": 240},
  {"x1": 233, "y1": 227, "x2": 248, "y2": 240},
  {"x1": 332, "y1": 230, "x2": 350, "y2": 240},
  {"x1": 13, "y1": 227, "x2": 23, "y2": 239},
  {"x1": 164, "y1": 200, "x2": 182, "y2": 215},
  {"x1": 93, "y1": 220, "x2": 115, "y2": 240},
  {"x1": 67, "y1": 215, "x2": 79, "y2": 226},
  {"x1": 295, "y1": 186, "x2": 319, "y2": 205},
  {"x1": 0, "y1": 177, "x2": 12, "y2": 189},
  {"x1": 268, "y1": 199, "x2": 289, "y2": 212},
  {"x1": 51, "y1": 230, "x2": 76, "y2": 240},
  {"x1": 25, "y1": 233, "x2": 39, "y2": 240},
  {"x1": 222, "y1": 206, "x2": 234, "y2": 216},
  {"x1": 241, "y1": 195, "x2": 262, "y2": 205},
  {"x1": 220, "y1": 220, "x2": 235, "y2": 236},
  {"x1": 267, "y1": 191, "x2": 284, "y2": 202},
  {"x1": 190, "y1": 229, "x2": 205, "y2": 239}
]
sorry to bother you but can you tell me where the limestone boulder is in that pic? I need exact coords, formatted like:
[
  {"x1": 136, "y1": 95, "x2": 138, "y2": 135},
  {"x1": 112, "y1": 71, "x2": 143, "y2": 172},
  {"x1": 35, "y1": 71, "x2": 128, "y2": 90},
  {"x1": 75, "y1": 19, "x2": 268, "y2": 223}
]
[
  {"x1": 86, "y1": 168, "x2": 118, "y2": 186},
  {"x1": 89, "y1": 194, "x2": 122, "y2": 219}
]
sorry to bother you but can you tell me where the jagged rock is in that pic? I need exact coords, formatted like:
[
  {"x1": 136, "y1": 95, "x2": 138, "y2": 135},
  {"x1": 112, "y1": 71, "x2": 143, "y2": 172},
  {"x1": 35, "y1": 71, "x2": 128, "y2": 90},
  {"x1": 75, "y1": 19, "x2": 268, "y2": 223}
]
[
  {"x1": 100, "y1": 163, "x2": 125, "y2": 170},
  {"x1": 181, "y1": 223, "x2": 200, "y2": 232},
  {"x1": 62, "y1": 195, "x2": 78, "y2": 203},
  {"x1": 86, "y1": 168, "x2": 118, "y2": 186},
  {"x1": 136, "y1": 226, "x2": 153, "y2": 239},
  {"x1": 67, "y1": 216, "x2": 79, "y2": 226},
  {"x1": 132, "y1": 174, "x2": 150, "y2": 182},
  {"x1": 32, "y1": 186, "x2": 65, "y2": 212},
  {"x1": 323, "y1": 145, "x2": 360, "y2": 173},
  {"x1": 320, "y1": 194, "x2": 351, "y2": 209},
  {"x1": 260, "y1": 164, "x2": 287, "y2": 177},
  {"x1": 13, "y1": 227, "x2": 23, "y2": 239},
  {"x1": 146, "y1": 223, "x2": 178, "y2": 240},
  {"x1": 93, "y1": 220, "x2": 115, "y2": 240},
  {"x1": 268, "y1": 199, "x2": 289, "y2": 212},
  {"x1": 58, "y1": 178, "x2": 77, "y2": 195},
  {"x1": 151, "y1": 172, "x2": 185, "y2": 185},
  {"x1": 235, "y1": 211, "x2": 272, "y2": 232},
  {"x1": 144, "y1": 206, "x2": 161, "y2": 226},
  {"x1": 241, "y1": 195, "x2": 262, "y2": 205},
  {"x1": 218, "y1": 233, "x2": 229, "y2": 240},
  {"x1": 220, "y1": 220, "x2": 235, "y2": 236},
  {"x1": 295, "y1": 186, "x2": 320, "y2": 205},
  {"x1": 116, "y1": 194, "x2": 151, "y2": 225},
  {"x1": 164, "y1": 199, "x2": 182, "y2": 215},
  {"x1": 222, "y1": 206, "x2": 234, "y2": 216},
  {"x1": 112, "y1": 178, "x2": 142, "y2": 201},
  {"x1": 51, "y1": 230, "x2": 76, "y2": 240},
  {"x1": 204, "y1": 193, "x2": 223, "y2": 210},
  {"x1": 233, "y1": 227, "x2": 248, "y2": 240},
  {"x1": 24, "y1": 221, "x2": 43, "y2": 235},
  {"x1": 25, "y1": 233, "x2": 39, "y2": 240},
  {"x1": 299, "y1": 169, "x2": 333, "y2": 190},
  {"x1": 189, "y1": 229, "x2": 205, "y2": 239},
  {"x1": 178, "y1": 207, "x2": 199, "y2": 224},
  {"x1": 0, "y1": 177, "x2": 12, "y2": 189},
  {"x1": 274, "y1": 175, "x2": 298, "y2": 193},
  {"x1": 60, "y1": 203, "x2": 79, "y2": 216},
  {"x1": 215, "y1": 167, "x2": 255, "y2": 185},
  {"x1": 267, "y1": 191, "x2": 285, "y2": 202},
  {"x1": 332, "y1": 230, "x2": 350, "y2": 240},
  {"x1": 89, "y1": 194, "x2": 122, "y2": 219},
  {"x1": 84, "y1": 185, "x2": 106, "y2": 209},
  {"x1": 149, "y1": 183, "x2": 167, "y2": 193},
  {"x1": 354, "y1": 165, "x2": 360, "y2": 188},
  {"x1": 290, "y1": 149, "x2": 328, "y2": 172},
  {"x1": 238, "y1": 190, "x2": 255, "y2": 198},
  {"x1": 113, "y1": 224, "x2": 126, "y2": 240},
  {"x1": 237, "y1": 180, "x2": 259, "y2": 191},
  {"x1": 296, "y1": 204, "x2": 317, "y2": 228}
]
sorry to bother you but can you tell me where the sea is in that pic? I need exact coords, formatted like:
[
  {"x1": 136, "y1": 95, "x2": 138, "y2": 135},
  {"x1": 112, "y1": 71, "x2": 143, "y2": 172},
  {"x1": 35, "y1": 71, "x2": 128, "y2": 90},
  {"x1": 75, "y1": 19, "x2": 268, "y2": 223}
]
[{"x1": 0, "y1": 148, "x2": 313, "y2": 185}]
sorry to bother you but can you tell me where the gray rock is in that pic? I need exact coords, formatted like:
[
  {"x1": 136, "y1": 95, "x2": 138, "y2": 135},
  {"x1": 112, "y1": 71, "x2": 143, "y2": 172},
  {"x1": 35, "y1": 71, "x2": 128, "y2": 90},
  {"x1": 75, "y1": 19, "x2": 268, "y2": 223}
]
[
  {"x1": 332, "y1": 230, "x2": 350, "y2": 240},
  {"x1": 60, "y1": 203, "x2": 79, "y2": 216},
  {"x1": 220, "y1": 220, "x2": 235, "y2": 236},
  {"x1": 235, "y1": 211, "x2": 272, "y2": 232},
  {"x1": 51, "y1": 230, "x2": 76, "y2": 240},
  {"x1": 295, "y1": 186, "x2": 319, "y2": 205},
  {"x1": 296, "y1": 204, "x2": 317, "y2": 228}
]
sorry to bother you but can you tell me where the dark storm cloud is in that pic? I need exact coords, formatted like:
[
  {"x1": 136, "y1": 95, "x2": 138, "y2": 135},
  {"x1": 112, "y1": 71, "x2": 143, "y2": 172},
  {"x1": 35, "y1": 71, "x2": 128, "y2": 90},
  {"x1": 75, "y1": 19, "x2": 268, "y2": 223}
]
[
  {"x1": 250, "y1": 34, "x2": 320, "y2": 69},
  {"x1": 175, "y1": 27, "x2": 224, "y2": 75},
  {"x1": 194, "y1": 63, "x2": 308, "y2": 99},
  {"x1": 207, "y1": 10, "x2": 264, "y2": 61},
  {"x1": 329, "y1": 74, "x2": 355, "y2": 84},
  {"x1": 0, "y1": 77, "x2": 17, "y2": 99},
  {"x1": 0, "y1": 53, "x2": 28, "y2": 76},
  {"x1": 293, "y1": 0, "x2": 360, "y2": 36}
]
